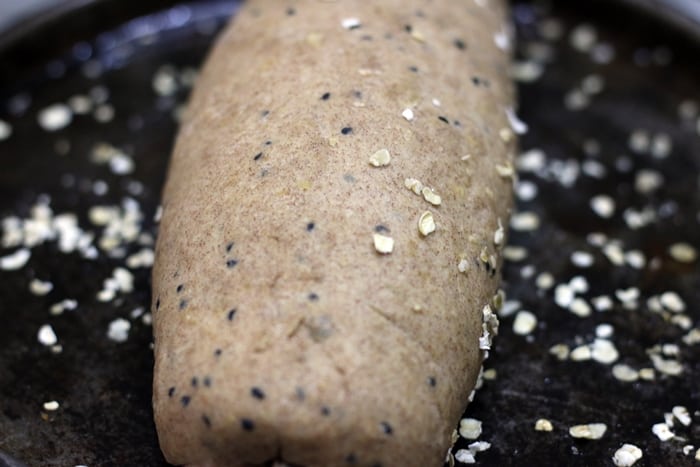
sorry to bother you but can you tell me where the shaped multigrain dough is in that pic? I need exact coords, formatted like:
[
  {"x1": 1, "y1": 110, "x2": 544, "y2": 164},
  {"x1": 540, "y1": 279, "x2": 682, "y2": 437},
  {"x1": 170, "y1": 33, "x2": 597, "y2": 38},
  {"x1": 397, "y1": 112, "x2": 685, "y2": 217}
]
[{"x1": 152, "y1": 0, "x2": 515, "y2": 466}]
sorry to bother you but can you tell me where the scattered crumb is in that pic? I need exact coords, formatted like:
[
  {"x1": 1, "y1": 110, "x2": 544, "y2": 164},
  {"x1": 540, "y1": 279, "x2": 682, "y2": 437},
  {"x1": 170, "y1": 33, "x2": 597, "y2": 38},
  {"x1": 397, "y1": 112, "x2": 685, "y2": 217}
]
[
  {"x1": 0, "y1": 248, "x2": 31, "y2": 270},
  {"x1": 535, "y1": 418, "x2": 554, "y2": 432},
  {"x1": 459, "y1": 418, "x2": 482, "y2": 440},
  {"x1": 613, "y1": 444, "x2": 643, "y2": 467},
  {"x1": 612, "y1": 364, "x2": 639, "y2": 382},
  {"x1": 38, "y1": 103, "x2": 73, "y2": 131},
  {"x1": 510, "y1": 211, "x2": 540, "y2": 231},
  {"x1": 505, "y1": 107, "x2": 528, "y2": 134},
  {"x1": 37, "y1": 324, "x2": 58, "y2": 346},
  {"x1": 107, "y1": 318, "x2": 131, "y2": 343},
  {"x1": 569, "y1": 423, "x2": 607, "y2": 440},
  {"x1": 672, "y1": 406, "x2": 691, "y2": 426},
  {"x1": 590, "y1": 195, "x2": 615, "y2": 218},
  {"x1": 43, "y1": 400, "x2": 60, "y2": 411},
  {"x1": 651, "y1": 422, "x2": 674, "y2": 441},
  {"x1": 513, "y1": 310, "x2": 537, "y2": 335},
  {"x1": 669, "y1": 242, "x2": 697, "y2": 263},
  {"x1": 29, "y1": 278, "x2": 53, "y2": 296},
  {"x1": 0, "y1": 119, "x2": 12, "y2": 140}
]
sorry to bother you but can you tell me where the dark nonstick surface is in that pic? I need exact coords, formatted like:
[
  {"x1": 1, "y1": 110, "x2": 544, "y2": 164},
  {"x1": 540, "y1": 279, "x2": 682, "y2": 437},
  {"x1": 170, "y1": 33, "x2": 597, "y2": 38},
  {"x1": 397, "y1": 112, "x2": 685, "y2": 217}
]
[{"x1": 0, "y1": 1, "x2": 698, "y2": 466}]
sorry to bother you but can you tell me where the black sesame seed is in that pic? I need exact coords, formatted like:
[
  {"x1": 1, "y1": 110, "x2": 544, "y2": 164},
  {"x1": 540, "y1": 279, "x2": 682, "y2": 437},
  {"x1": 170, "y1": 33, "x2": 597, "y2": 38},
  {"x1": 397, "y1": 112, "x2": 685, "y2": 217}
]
[
  {"x1": 214, "y1": 348, "x2": 222, "y2": 357},
  {"x1": 241, "y1": 418, "x2": 255, "y2": 431},
  {"x1": 179, "y1": 299, "x2": 187, "y2": 310},
  {"x1": 155, "y1": 298, "x2": 160, "y2": 310},
  {"x1": 181, "y1": 395, "x2": 191, "y2": 407},
  {"x1": 345, "y1": 453, "x2": 358, "y2": 464},
  {"x1": 374, "y1": 224, "x2": 389, "y2": 233},
  {"x1": 226, "y1": 242, "x2": 234, "y2": 252},
  {"x1": 438, "y1": 116, "x2": 449, "y2": 124},
  {"x1": 453, "y1": 120, "x2": 461, "y2": 127},
  {"x1": 251, "y1": 387, "x2": 265, "y2": 400},
  {"x1": 203, "y1": 376, "x2": 212, "y2": 387},
  {"x1": 408, "y1": 66, "x2": 418, "y2": 73},
  {"x1": 427, "y1": 376, "x2": 437, "y2": 387},
  {"x1": 202, "y1": 414, "x2": 212, "y2": 428},
  {"x1": 306, "y1": 222, "x2": 315, "y2": 231},
  {"x1": 191, "y1": 377, "x2": 198, "y2": 388},
  {"x1": 404, "y1": 24, "x2": 412, "y2": 33},
  {"x1": 353, "y1": 90, "x2": 362, "y2": 99},
  {"x1": 227, "y1": 309, "x2": 237, "y2": 321},
  {"x1": 308, "y1": 292, "x2": 319, "y2": 301},
  {"x1": 453, "y1": 38, "x2": 466, "y2": 50},
  {"x1": 261, "y1": 110, "x2": 269, "y2": 117},
  {"x1": 168, "y1": 387, "x2": 175, "y2": 397},
  {"x1": 321, "y1": 92, "x2": 331, "y2": 100},
  {"x1": 286, "y1": 7, "x2": 296, "y2": 15},
  {"x1": 176, "y1": 284, "x2": 184, "y2": 293},
  {"x1": 254, "y1": 152, "x2": 263, "y2": 161},
  {"x1": 321, "y1": 406, "x2": 331, "y2": 416},
  {"x1": 226, "y1": 259, "x2": 239, "y2": 268},
  {"x1": 341, "y1": 126, "x2": 353, "y2": 135},
  {"x1": 380, "y1": 421, "x2": 393, "y2": 435},
  {"x1": 471, "y1": 76, "x2": 482, "y2": 86}
]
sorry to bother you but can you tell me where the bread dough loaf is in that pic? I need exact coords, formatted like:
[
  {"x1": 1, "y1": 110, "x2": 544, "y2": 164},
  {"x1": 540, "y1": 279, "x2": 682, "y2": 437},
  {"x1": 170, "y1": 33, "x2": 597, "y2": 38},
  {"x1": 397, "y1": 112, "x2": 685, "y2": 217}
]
[{"x1": 152, "y1": 0, "x2": 515, "y2": 465}]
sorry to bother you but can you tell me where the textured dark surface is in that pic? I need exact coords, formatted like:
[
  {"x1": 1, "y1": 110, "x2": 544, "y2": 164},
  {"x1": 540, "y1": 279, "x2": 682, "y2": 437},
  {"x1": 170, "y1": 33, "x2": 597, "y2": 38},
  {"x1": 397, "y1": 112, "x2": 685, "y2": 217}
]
[{"x1": 0, "y1": 1, "x2": 698, "y2": 466}]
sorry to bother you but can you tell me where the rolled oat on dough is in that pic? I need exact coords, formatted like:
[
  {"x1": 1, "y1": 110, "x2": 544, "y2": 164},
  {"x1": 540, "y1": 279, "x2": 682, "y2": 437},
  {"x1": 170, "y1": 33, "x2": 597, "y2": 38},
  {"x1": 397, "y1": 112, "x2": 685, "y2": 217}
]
[{"x1": 152, "y1": 0, "x2": 515, "y2": 466}]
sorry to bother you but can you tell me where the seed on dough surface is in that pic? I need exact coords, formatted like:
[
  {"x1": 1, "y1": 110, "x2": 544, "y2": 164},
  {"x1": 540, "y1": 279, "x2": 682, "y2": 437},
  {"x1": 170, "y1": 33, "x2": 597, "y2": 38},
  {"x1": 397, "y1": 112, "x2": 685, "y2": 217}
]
[
  {"x1": 368, "y1": 149, "x2": 391, "y2": 167},
  {"x1": 418, "y1": 211, "x2": 436, "y2": 236},
  {"x1": 372, "y1": 233, "x2": 394, "y2": 254}
]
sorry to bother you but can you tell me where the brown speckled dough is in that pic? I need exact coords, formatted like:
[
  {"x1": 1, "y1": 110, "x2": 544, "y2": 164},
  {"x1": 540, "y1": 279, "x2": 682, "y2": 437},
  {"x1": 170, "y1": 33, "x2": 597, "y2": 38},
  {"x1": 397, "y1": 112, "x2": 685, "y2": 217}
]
[{"x1": 152, "y1": 0, "x2": 515, "y2": 466}]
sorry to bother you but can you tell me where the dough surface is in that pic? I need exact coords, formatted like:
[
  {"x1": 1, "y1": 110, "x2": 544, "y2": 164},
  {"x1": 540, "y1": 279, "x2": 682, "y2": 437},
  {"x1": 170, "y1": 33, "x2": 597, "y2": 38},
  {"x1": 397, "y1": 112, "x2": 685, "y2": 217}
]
[{"x1": 152, "y1": 1, "x2": 514, "y2": 465}]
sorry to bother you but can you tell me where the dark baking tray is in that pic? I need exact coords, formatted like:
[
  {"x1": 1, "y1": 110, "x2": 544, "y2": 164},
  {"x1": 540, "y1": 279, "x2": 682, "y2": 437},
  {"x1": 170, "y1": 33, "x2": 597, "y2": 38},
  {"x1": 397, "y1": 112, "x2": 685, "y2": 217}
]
[{"x1": 0, "y1": 1, "x2": 698, "y2": 466}]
